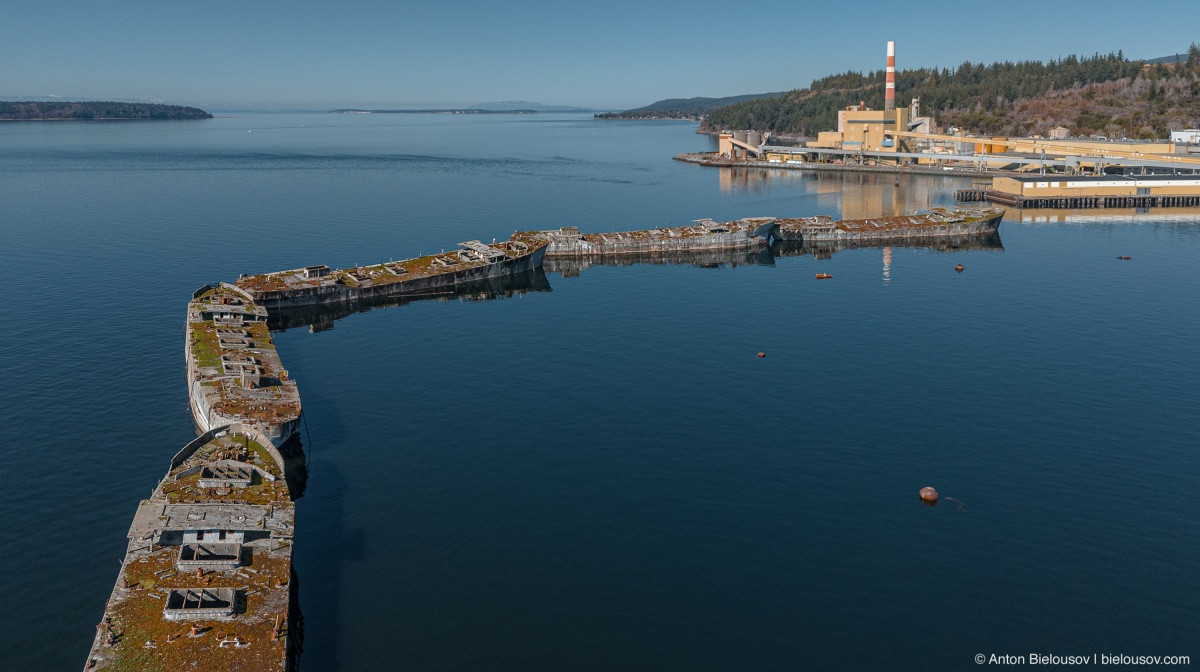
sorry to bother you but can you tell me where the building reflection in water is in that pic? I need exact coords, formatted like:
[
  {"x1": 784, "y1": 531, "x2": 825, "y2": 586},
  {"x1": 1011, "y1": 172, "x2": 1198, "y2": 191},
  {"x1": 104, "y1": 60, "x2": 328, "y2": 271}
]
[
  {"x1": 1011, "y1": 206, "x2": 1200, "y2": 225},
  {"x1": 717, "y1": 167, "x2": 960, "y2": 219}
]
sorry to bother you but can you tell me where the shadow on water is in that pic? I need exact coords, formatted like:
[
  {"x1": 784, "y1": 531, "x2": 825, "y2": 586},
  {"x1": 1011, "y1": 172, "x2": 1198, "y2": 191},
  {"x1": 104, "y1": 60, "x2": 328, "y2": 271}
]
[
  {"x1": 287, "y1": 566, "x2": 305, "y2": 671},
  {"x1": 278, "y1": 434, "x2": 310, "y2": 500},
  {"x1": 281, "y1": 382, "x2": 365, "y2": 671},
  {"x1": 266, "y1": 434, "x2": 311, "y2": 671},
  {"x1": 298, "y1": 459, "x2": 366, "y2": 671},
  {"x1": 266, "y1": 269, "x2": 553, "y2": 333}
]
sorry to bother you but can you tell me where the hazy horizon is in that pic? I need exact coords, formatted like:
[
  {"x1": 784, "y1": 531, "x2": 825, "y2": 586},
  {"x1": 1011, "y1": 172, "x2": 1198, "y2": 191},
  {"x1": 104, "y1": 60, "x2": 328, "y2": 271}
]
[{"x1": 4, "y1": 0, "x2": 1199, "y2": 110}]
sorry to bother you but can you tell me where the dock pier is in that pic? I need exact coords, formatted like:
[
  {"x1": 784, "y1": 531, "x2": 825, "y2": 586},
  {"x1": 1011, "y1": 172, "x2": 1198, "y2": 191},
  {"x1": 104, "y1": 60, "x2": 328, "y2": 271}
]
[{"x1": 958, "y1": 189, "x2": 1200, "y2": 209}]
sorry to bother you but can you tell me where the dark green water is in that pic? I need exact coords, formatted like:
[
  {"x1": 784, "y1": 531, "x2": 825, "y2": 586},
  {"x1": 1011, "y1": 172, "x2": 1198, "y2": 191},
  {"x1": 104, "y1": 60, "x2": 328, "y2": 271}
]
[{"x1": 1, "y1": 113, "x2": 1196, "y2": 670}]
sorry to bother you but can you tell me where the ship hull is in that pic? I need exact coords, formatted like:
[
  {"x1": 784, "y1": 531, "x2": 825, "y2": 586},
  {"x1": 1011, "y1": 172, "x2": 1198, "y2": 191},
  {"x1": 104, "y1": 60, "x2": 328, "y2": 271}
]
[
  {"x1": 185, "y1": 335, "x2": 301, "y2": 448},
  {"x1": 242, "y1": 244, "x2": 546, "y2": 311},
  {"x1": 538, "y1": 220, "x2": 776, "y2": 257},
  {"x1": 777, "y1": 209, "x2": 1003, "y2": 242}
]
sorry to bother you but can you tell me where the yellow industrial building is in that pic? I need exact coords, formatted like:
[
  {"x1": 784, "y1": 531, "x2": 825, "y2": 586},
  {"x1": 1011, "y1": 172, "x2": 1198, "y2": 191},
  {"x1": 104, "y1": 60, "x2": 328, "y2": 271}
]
[
  {"x1": 711, "y1": 40, "x2": 1200, "y2": 185},
  {"x1": 993, "y1": 174, "x2": 1200, "y2": 198},
  {"x1": 973, "y1": 174, "x2": 1200, "y2": 208},
  {"x1": 814, "y1": 102, "x2": 914, "y2": 153}
]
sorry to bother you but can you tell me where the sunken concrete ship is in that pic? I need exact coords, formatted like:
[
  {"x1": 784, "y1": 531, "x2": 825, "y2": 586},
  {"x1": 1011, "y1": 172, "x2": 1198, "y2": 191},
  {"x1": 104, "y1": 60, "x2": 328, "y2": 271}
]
[
  {"x1": 235, "y1": 237, "x2": 548, "y2": 311},
  {"x1": 187, "y1": 284, "x2": 302, "y2": 448},
  {"x1": 84, "y1": 424, "x2": 300, "y2": 672},
  {"x1": 516, "y1": 218, "x2": 777, "y2": 257},
  {"x1": 775, "y1": 206, "x2": 1003, "y2": 243}
]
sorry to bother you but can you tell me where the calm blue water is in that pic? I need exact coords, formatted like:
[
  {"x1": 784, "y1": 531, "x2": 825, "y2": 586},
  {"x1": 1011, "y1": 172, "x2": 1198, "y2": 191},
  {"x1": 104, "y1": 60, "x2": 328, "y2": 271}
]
[{"x1": 1, "y1": 113, "x2": 1197, "y2": 671}]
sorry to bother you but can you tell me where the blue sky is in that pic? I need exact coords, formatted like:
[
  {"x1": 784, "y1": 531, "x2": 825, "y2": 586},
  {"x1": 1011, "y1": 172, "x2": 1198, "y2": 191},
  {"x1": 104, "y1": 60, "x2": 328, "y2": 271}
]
[{"x1": 3, "y1": 0, "x2": 1198, "y2": 109}]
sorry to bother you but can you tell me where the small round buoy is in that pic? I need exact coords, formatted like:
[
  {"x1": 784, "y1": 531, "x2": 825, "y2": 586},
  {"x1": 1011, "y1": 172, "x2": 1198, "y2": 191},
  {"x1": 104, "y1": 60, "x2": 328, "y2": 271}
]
[
  {"x1": 954, "y1": 264, "x2": 964, "y2": 273},
  {"x1": 1117, "y1": 256, "x2": 1131, "y2": 260},
  {"x1": 919, "y1": 486, "x2": 939, "y2": 504},
  {"x1": 756, "y1": 352, "x2": 765, "y2": 358}
]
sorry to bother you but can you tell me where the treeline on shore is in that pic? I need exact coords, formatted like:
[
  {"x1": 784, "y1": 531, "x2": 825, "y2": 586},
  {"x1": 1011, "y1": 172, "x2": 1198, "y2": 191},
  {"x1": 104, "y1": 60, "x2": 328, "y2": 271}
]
[
  {"x1": 702, "y1": 47, "x2": 1200, "y2": 139},
  {"x1": 0, "y1": 101, "x2": 212, "y2": 120},
  {"x1": 595, "y1": 93, "x2": 784, "y2": 121}
]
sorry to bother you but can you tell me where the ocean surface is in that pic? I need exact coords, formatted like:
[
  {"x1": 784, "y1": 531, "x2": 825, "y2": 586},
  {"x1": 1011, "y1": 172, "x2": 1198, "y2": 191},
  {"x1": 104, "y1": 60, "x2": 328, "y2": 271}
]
[{"x1": 1, "y1": 113, "x2": 1197, "y2": 671}]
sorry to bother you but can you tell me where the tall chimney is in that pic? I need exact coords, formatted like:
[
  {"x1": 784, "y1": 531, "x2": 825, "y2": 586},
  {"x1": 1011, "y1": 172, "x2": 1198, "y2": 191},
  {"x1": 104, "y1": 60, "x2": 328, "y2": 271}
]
[{"x1": 885, "y1": 41, "x2": 896, "y2": 111}]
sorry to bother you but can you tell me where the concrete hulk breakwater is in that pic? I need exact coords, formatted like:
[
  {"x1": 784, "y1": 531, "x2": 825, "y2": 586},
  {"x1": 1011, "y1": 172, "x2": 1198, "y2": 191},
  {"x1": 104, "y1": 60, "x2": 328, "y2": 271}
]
[
  {"x1": 516, "y1": 218, "x2": 777, "y2": 257},
  {"x1": 263, "y1": 269, "x2": 554, "y2": 333},
  {"x1": 236, "y1": 238, "x2": 548, "y2": 311},
  {"x1": 187, "y1": 283, "x2": 302, "y2": 447},
  {"x1": 775, "y1": 206, "x2": 1003, "y2": 243},
  {"x1": 84, "y1": 423, "x2": 302, "y2": 671},
  {"x1": 87, "y1": 207, "x2": 1004, "y2": 671}
]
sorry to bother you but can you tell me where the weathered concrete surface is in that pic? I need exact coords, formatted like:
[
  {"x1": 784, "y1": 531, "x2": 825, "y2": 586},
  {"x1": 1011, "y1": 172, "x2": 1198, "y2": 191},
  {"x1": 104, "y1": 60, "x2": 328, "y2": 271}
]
[
  {"x1": 263, "y1": 268, "x2": 553, "y2": 333},
  {"x1": 523, "y1": 219, "x2": 777, "y2": 258},
  {"x1": 775, "y1": 207, "x2": 1003, "y2": 243},
  {"x1": 238, "y1": 242, "x2": 547, "y2": 311},
  {"x1": 185, "y1": 285, "x2": 301, "y2": 448},
  {"x1": 85, "y1": 424, "x2": 299, "y2": 672}
]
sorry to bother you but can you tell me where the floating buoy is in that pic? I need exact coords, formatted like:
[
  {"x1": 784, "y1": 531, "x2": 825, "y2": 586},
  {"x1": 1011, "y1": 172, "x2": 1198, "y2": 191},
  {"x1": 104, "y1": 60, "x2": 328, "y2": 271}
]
[
  {"x1": 756, "y1": 352, "x2": 765, "y2": 358},
  {"x1": 815, "y1": 273, "x2": 833, "y2": 280},
  {"x1": 919, "y1": 486, "x2": 939, "y2": 504},
  {"x1": 1117, "y1": 256, "x2": 1132, "y2": 260},
  {"x1": 954, "y1": 264, "x2": 965, "y2": 273}
]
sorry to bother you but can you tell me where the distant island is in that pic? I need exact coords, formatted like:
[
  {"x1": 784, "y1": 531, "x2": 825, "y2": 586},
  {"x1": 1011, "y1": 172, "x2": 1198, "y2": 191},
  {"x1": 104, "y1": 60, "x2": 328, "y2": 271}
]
[
  {"x1": 0, "y1": 101, "x2": 212, "y2": 120},
  {"x1": 331, "y1": 108, "x2": 537, "y2": 114}
]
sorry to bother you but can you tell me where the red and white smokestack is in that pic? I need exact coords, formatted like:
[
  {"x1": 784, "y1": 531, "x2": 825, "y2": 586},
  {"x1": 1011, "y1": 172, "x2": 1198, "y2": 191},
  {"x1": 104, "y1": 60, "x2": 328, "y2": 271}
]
[{"x1": 885, "y1": 41, "x2": 896, "y2": 111}]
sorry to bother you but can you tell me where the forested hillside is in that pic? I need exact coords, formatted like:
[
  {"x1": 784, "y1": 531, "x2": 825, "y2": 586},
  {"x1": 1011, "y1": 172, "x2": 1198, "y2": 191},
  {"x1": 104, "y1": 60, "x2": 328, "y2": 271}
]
[
  {"x1": 595, "y1": 92, "x2": 784, "y2": 120},
  {"x1": 702, "y1": 48, "x2": 1200, "y2": 139},
  {"x1": 0, "y1": 101, "x2": 212, "y2": 120}
]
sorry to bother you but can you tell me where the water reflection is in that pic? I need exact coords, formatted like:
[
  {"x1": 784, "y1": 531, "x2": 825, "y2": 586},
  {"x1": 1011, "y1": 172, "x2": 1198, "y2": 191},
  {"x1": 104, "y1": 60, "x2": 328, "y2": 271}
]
[
  {"x1": 542, "y1": 232, "x2": 1003, "y2": 278},
  {"x1": 775, "y1": 231, "x2": 1005, "y2": 261},
  {"x1": 1011, "y1": 206, "x2": 1200, "y2": 225},
  {"x1": 543, "y1": 247, "x2": 776, "y2": 277},
  {"x1": 718, "y1": 168, "x2": 961, "y2": 218},
  {"x1": 266, "y1": 269, "x2": 553, "y2": 332}
]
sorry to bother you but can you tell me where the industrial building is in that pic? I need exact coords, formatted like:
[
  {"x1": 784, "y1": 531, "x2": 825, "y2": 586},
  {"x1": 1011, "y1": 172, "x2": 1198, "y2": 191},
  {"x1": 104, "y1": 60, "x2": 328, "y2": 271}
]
[
  {"x1": 712, "y1": 40, "x2": 1200, "y2": 180},
  {"x1": 961, "y1": 174, "x2": 1200, "y2": 208}
]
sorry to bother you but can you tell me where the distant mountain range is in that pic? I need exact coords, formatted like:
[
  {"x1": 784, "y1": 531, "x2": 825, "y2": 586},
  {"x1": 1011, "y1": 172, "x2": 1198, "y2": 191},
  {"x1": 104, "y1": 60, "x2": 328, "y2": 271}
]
[
  {"x1": 470, "y1": 101, "x2": 599, "y2": 113},
  {"x1": 331, "y1": 108, "x2": 537, "y2": 115},
  {"x1": 594, "y1": 93, "x2": 787, "y2": 120},
  {"x1": 1144, "y1": 53, "x2": 1189, "y2": 65}
]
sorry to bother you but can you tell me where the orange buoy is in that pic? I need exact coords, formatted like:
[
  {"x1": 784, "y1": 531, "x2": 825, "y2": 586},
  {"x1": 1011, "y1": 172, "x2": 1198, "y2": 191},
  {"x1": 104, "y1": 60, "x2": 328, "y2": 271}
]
[
  {"x1": 919, "y1": 486, "x2": 939, "y2": 504},
  {"x1": 756, "y1": 352, "x2": 765, "y2": 358},
  {"x1": 954, "y1": 264, "x2": 964, "y2": 273},
  {"x1": 1117, "y1": 256, "x2": 1132, "y2": 260},
  {"x1": 815, "y1": 273, "x2": 833, "y2": 280}
]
